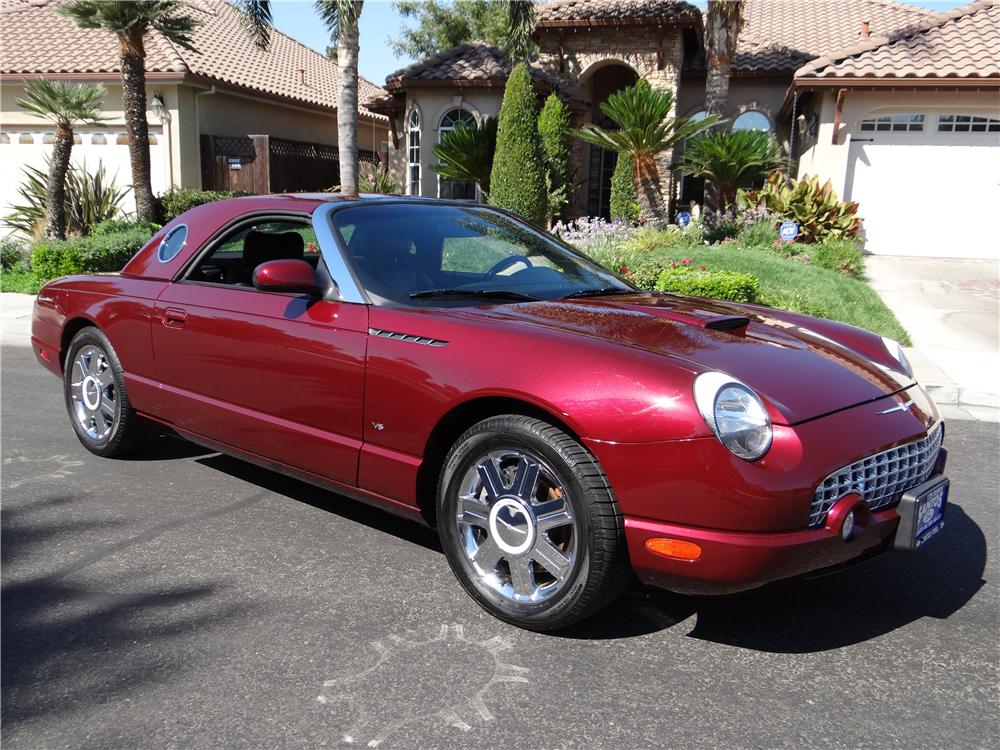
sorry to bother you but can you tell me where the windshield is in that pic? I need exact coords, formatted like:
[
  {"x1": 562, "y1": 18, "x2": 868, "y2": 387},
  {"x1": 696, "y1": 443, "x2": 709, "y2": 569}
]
[{"x1": 330, "y1": 203, "x2": 633, "y2": 306}]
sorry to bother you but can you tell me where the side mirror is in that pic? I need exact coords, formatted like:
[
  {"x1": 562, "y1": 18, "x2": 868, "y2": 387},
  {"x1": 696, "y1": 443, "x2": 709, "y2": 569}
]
[{"x1": 253, "y1": 259, "x2": 323, "y2": 296}]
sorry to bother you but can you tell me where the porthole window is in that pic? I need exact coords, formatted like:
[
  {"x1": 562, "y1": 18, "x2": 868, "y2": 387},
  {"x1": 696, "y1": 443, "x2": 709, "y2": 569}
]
[
  {"x1": 732, "y1": 110, "x2": 772, "y2": 132},
  {"x1": 157, "y1": 224, "x2": 188, "y2": 263}
]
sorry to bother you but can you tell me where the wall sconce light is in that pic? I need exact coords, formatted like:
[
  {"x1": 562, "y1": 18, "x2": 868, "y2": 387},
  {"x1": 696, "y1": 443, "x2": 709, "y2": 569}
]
[{"x1": 151, "y1": 92, "x2": 171, "y2": 123}]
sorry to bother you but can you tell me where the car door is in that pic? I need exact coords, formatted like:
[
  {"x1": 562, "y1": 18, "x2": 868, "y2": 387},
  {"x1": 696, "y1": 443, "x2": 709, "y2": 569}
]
[{"x1": 151, "y1": 213, "x2": 367, "y2": 486}]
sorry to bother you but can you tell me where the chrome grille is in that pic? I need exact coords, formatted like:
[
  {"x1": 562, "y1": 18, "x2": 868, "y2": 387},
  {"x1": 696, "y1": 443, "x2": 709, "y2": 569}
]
[{"x1": 810, "y1": 423, "x2": 944, "y2": 527}]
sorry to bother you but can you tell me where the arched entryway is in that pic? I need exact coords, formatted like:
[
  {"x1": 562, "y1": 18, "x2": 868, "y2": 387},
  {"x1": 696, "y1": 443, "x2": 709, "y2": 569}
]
[{"x1": 581, "y1": 62, "x2": 638, "y2": 219}]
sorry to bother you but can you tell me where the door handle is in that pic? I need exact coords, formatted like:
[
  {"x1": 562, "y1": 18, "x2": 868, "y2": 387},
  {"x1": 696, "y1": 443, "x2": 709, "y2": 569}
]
[{"x1": 162, "y1": 308, "x2": 188, "y2": 328}]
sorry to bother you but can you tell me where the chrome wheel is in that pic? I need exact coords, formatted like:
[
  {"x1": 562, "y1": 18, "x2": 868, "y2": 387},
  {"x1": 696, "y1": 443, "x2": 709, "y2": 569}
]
[
  {"x1": 456, "y1": 450, "x2": 578, "y2": 605},
  {"x1": 69, "y1": 344, "x2": 118, "y2": 441}
]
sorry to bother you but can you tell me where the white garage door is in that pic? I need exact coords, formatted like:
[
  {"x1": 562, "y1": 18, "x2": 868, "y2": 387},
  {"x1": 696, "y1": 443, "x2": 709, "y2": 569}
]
[
  {"x1": 0, "y1": 126, "x2": 165, "y2": 226},
  {"x1": 846, "y1": 112, "x2": 1000, "y2": 258}
]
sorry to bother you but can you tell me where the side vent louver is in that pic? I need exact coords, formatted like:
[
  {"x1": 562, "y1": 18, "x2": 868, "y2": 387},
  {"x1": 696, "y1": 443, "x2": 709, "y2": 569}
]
[{"x1": 368, "y1": 328, "x2": 448, "y2": 347}]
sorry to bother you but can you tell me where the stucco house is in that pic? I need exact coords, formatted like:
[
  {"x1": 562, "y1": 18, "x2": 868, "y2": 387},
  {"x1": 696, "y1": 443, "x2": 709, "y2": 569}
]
[
  {"x1": 371, "y1": 0, "x2": 999, "y2": 257},
  {"x1": 0, "y1": 0, "x2": 389, "y2": 218}
]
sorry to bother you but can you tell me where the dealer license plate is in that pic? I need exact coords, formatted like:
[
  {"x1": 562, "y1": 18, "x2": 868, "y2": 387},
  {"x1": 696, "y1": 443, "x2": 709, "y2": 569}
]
[{"x1": 894, "y1": 476, "x2": 949, "y2": 550}]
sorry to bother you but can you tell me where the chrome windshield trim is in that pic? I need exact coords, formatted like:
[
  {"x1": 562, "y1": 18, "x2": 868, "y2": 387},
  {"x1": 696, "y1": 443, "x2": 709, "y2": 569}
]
[{"x1": 311, "y1": 202, "x2": 368, "y2": 304}]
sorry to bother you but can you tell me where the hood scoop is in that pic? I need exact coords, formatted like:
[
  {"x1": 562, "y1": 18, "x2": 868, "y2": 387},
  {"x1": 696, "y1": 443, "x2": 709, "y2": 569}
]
[
  {"x1": 704, "y1": 315, "x2": 751, "y2": 334},
  {"x1": 631, "y1": 305, "x2": 751, "y2": 336}
]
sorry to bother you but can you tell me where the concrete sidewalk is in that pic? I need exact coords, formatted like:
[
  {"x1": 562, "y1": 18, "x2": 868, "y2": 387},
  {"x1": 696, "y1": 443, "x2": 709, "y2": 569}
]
[
  {"x1": 0, "y1": 291, "x2": 35, "y2": 347},
  {"x1": 866, "y1": 255, "x2": 999, "y2": 423}
]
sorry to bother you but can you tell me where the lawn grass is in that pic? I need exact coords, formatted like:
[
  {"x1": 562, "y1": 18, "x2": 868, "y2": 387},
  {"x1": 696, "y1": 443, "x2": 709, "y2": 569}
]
[
  {"x1": 628, "y1": 244, "x2": 910, "y2": 345},
  {"x1": 0, "y1": 268, "x2": 43, "y2": 294}
]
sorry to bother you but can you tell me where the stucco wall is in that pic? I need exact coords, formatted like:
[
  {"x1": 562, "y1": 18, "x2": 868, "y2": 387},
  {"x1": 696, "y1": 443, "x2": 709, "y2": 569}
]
[
  {"x1": 391, "y1": 89, "x2": 503, "y2": 198},
  {"x1": 676, "y1": 74, "x2": 792, "y2": 146}
]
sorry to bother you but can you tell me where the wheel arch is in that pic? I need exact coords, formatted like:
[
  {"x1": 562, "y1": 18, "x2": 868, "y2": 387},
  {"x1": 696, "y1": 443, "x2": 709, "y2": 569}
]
[
  {"x1": 59, "y1": 316, "x2": 100, "y2": 371},
  {"x1": 415, "y1": 395, "x2": 588, "y2": 527}
]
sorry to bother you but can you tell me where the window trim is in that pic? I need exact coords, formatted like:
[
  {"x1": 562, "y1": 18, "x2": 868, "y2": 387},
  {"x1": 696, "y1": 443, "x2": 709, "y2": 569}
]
[
  {"x1": 858, "y1": 113, "x2": 925, "y2": 133},
  {"x1": 436, "y1": 106, "x2": 479, "y2": 200},
  {"x1": 406, "y1": 106, "x2": 421, "y2": 196},
  {"x1": 937, "y1": 113, "x2": 1000, "y2": 133}
]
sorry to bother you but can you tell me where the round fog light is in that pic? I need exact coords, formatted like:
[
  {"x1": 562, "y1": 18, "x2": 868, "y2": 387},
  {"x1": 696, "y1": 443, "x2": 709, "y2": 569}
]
[{"x1": 841, "y1": 510, "x2": 856, "y2": 541}]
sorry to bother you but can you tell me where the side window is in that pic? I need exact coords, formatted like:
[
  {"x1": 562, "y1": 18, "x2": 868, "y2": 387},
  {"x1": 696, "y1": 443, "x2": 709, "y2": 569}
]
[{"x1": 188, "y1": 218, "x2": 319, "y2": 286}]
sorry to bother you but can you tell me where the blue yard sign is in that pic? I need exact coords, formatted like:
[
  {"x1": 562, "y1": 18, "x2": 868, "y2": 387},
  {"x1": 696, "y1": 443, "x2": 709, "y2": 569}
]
[
  {"x1": 676, "y1": 211, "x2": 692, "y2": 228},
  {"x1": 779, "y1": 220, "x2": 799, "y2": 242}
]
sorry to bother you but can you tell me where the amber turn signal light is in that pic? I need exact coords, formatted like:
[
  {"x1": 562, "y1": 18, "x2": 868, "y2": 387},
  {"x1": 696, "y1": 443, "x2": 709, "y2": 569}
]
[{"x1": 644, "y1": 538, "x2": 702, "y2": 561}]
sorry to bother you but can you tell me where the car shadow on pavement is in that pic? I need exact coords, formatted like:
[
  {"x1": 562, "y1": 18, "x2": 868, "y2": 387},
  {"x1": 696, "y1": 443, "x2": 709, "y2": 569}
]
[
  {"x1": 562, "y1": 504, "x2": 986, "y2": 651},
  {"x1": 188, "y1": 453, "x2": 986, "y2": 653},
  {"x1": 194, "y1": 454, "x2": 443, "y2": 553},
  {"x1": 1, "y1": 499, "x2": 254, "y2": 728}
]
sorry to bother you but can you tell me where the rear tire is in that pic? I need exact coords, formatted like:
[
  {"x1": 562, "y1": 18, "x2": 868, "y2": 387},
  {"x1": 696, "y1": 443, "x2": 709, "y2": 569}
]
[
  {"x1": 437, "y1": 415, "x2": 630, "y2": 631},
  {"x1": 63, "y1": 327, "x2": 149, "y2": 457}
]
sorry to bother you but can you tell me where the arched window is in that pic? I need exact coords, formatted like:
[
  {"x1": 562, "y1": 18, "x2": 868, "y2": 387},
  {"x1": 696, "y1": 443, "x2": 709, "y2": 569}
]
[
  {"x1": 91, "y1": 133, "x2": 107, "y2": 145},
  {"x1": 407, "y1": 108, "x2": 421, "y2": 196},
  {"x1": 732, "y1": 110, "x2": 772, "y2": 132},
  {"x1": 437, "y1": 108, "x2": 477, "y2": 200},
  {"x1": 0, "y1": 133, "x2": 9, "y2": 145},
  {"x1": 42, "y1": 132, "x2": 55, "y2": 144},
  {"x1": 18, "y1": 132, "x2": 33, "y2": 144}
]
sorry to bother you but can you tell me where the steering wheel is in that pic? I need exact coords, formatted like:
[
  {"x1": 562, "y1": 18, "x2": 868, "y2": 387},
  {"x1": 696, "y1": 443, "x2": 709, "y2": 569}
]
[{"x1": 486, "y1": 254, "x2": 532, "y2": 277}]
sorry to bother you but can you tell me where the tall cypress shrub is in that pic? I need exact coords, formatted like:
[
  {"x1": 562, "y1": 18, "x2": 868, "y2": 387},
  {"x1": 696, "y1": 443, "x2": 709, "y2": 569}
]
[
  {"x1": 610, "y1": 153, "x2": 640, "y2": 223},
  {"x1": 489, "y1": 63, "x2": 547, "y2": 225},
  {"x1": 538, "y1": 93, "x2": 570, "y2": 223}
]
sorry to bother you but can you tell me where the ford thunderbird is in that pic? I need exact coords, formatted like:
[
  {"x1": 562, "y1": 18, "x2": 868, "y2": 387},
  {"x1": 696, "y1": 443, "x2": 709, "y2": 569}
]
[{"x1": 31, "y1": 195, "x2": 950, "y2": 630}]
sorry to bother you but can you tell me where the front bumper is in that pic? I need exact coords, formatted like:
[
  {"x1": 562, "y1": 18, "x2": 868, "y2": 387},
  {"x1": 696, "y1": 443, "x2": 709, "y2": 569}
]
[{"x1": 624, "y1": 500, "x2": 901, "y2": 596}]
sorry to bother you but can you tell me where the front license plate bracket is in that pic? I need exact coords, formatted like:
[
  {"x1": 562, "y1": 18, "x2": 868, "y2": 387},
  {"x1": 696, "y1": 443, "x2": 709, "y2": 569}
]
[{"x1": 894, "y1": 475, "x2": 949, "y2": 551}]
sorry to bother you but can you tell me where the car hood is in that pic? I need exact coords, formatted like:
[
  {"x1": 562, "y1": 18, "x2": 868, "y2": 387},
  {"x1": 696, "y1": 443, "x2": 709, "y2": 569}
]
[{"x1": 468, "y1": 293, "x2": 913, "y2": 425}]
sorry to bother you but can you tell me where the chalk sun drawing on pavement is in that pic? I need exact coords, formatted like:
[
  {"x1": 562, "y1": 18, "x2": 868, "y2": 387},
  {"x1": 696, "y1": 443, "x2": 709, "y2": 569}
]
[
  {"x1": 317, "y1": 623, "x2": 530, "y2": 748},
  {"x1": 3, "y1": 453, "x2": 85, "y2": 489}
]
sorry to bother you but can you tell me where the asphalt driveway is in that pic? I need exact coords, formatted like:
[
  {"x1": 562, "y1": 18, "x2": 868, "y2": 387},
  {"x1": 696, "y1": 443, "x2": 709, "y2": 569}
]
[{"x1": 2, "y1": 339, "x2": 998, "y2": 749}]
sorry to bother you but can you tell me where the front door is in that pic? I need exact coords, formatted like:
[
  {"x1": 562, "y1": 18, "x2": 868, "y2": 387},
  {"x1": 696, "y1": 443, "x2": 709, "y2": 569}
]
[{"x1": 151, "y1": 215, "x2": 368, "y2": 485}]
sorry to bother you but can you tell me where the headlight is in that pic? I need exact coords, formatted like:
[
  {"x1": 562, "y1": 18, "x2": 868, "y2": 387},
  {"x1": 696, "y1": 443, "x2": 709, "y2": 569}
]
[
  {"x1": 881, "y1": 336, "x2": 912, "y2": 377},
  {"x1": 693, "y1": 372, "x2": 773, "y2": 461}
]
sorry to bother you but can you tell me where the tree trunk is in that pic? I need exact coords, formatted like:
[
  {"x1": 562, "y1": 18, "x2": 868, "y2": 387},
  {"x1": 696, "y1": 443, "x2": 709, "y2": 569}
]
[
  {"x1": 119, "y1": 29, "x2": 156, "y2": 221},
  {"x1": 43, "y1": 123, "x2": 73, "y2": 239},
  {"x1": 337, "y1": 7, "x2": 362, "y2": 196},
  {"x1": 632, "y1": 154, "x2": 667, "y2": 223},
  {"x1": 705, "y1": 1, "x2": 743, "y2": 118}
]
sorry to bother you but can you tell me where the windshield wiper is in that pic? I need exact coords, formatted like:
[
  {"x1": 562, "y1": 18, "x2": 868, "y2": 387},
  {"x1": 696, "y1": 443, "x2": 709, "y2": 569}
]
[
  {"x1": 559, "y1": 287, "x2": 636, "y2": 300},
  {"x1": 409, "y1": 288, "x2": 541, "y2": 302}
]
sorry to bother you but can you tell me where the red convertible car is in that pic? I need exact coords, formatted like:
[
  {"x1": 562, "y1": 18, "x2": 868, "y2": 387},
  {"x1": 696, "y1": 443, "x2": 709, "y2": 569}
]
[{"x1": 31, "y1": 194, "x2": 949, "y2": 630}]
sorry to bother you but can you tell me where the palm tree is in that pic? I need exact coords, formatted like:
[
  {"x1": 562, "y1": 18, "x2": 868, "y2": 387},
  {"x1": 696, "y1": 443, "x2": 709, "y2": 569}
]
[
  {"x1": 58, "y1": 1, "x2": 199, "y2": 222},
  {"x1": 501, "y1": 0, "x2": 536, "y2": 62},
  {"x1": 316, "y1": 1, "x2": 364, "y2": 196},
  {"x1": 572, "y1": 81, "x2": 719, "y2": 221},
  {"x1": 680, "y1": 130, "x2": 786, "y2": 209},
  {"x1": 431, "y1": 117, "x2": 498, "y2": 199},
  {"x1": 233, "y1": 0, "x2": 274, "y2": 50},
  {"x1": 705, "y1": 0, "x2": 746, "y2": 117},
  {"x1": 17, "y1": 79, "x2": 105, "y2": 239}
]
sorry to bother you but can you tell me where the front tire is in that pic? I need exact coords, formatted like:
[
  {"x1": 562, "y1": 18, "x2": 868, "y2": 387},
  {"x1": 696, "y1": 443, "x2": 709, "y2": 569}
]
[
  {"x1": 437, "y1": 415, "x2": 630, "y2": 631},
  {"x1": 64, "y1": 327, "x2": 148, "y2": 457}
]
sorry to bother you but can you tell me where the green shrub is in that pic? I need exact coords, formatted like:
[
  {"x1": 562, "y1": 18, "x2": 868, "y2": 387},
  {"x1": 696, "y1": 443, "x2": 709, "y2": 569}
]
[
  {"x1": 157, "y1": 188, "x2": 246, "y2": 223},
  {"x1": 702, "y1": 211, "x2": 743, "y2": 244},
  {"x1": 626, "y1": 225, "x2": 704, "y2": 253},
  {"x1": 609, "y1": 153, "x2": 640, "y2": 223},
  {"x1": 737, "y1": 171, "x2": 860, "y2": 243},
  {"x1": 0, "y1": 267, "x2": 42, "y2": 294},
  {"x1": 1, "y1": 237, "x2": 28, "y2": 271},
  {"x1": 91, "y1": 217, "x2": 161, "y2": 236},
  {"x1": 538, "y1": 93, "x2": 571, "y2": 223},
  {"x1": 809, "y1": 237, "x2": 865, "y2": 279},
  {"x1": 739, "y1": 219, "x2": 778, "y2": 248},
  {"x1": 31, "y1": 228, "x2": 152, "y2": 281},
  {"x1": 488, "y1": 64, "x2": 548, "y2": 225},
  {"x1": 655, "y1": 265, "x2": 761, "y2": 303}
]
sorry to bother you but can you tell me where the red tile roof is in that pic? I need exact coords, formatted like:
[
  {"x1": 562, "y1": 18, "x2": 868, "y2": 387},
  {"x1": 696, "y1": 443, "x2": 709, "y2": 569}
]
[
  {"x1": 535, "y1": 0, "x2": 701, "y2": 27},
  {"x1": 796, "y1": 0, "x2": 999, "y2": 80},
  {"x1": 734, "y1": 0, "x2": 939, "y2": 72},
  {"x1": 0, "y1": 0, "x2": 387, "y2": 120}
]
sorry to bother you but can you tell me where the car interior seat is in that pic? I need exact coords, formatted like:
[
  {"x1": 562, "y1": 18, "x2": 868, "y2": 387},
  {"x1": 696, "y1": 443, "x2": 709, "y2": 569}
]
[
  {"x1": 349, "y1": 221, "x2": 434, "y2": 302},
  {"x1": 237, "y1": 230, "x2": 305, "y2": 285}
]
